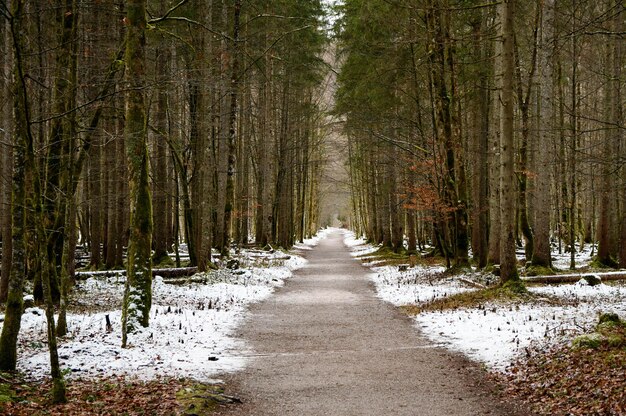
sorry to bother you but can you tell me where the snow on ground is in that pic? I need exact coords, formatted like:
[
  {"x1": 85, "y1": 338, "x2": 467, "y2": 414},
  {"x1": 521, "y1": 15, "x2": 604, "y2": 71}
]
[
  {"x1": 517, "y1": 243, "x2": 595, "y2": 270},
  {"x1": 293, "y1": 227, "x2": 335, "y2": 251},
  {"x1": 343, "y1": 232, "x2": 377, "y2": 257},
  {"x1": 369, "y1": 266, "x2": 471, "y2": 306},
  {"x1": 8, "y1": 247, "x2": 310, "y2": 382},
  {"x1": 344, "y1": 231, "x2": 626, "y2": 371},
  {"x1": 415, "y1": 286, "x2": 626, "y2": 370}
]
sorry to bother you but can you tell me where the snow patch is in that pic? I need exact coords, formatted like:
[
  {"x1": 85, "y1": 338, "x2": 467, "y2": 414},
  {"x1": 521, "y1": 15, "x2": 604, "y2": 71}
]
[
  {"x1": 10, "y1": 246, "x2": 313, "y2": 382},
  {"x1": 348, "y1": 238, "x2": 626, "y2": 372}
]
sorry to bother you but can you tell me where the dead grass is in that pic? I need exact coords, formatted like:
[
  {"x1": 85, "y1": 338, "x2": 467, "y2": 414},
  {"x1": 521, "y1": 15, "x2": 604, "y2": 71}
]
[{"x1": 400, "y1": 285, "x2": 561, "y2": 315}]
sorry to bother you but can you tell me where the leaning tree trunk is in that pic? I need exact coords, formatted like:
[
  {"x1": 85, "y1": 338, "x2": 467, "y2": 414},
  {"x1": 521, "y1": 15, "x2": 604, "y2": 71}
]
[{"x1": 121, "y1": 0, "x2": 153, "y2": 348}]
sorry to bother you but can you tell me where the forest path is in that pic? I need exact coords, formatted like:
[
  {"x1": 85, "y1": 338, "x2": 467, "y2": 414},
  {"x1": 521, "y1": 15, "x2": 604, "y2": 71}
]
[{"x1": 215, "y1": 230, "x2": 525, "y2": 416}]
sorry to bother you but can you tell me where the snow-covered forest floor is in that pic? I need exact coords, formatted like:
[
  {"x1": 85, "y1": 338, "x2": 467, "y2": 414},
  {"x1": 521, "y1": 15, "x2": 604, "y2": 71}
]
[
  {"x1": 2, "y1": 229, "x2": 624, "y2": 415},
  {"x1": 345, "y1": 231, "x2": 626, "y2": 415},
  {"x1": 4, "y1": 231, "x2": 332, "y2": 385}
]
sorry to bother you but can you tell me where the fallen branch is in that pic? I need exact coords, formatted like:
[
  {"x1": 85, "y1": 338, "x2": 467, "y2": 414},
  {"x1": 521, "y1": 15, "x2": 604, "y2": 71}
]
[
  {"x1": 457, "y1": 277, "x2": 487, "y2": 289},
  {"x1": 75, "y1": 267, "x2": 198, "y2": 280},
  {"x1": 523, "y1": 270, "x2": 626, "y2": 284}
]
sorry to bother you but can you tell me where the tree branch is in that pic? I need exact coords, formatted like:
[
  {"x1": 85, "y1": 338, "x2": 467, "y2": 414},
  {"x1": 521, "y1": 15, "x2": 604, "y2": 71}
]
[{"x1": 147, "y1": 0, "x2": 190, "y2": 24}]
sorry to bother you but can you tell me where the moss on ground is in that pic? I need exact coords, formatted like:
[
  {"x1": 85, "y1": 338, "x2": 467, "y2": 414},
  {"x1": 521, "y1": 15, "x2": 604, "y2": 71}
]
[
  {"x1": 152, "y1": 254, "x2": 175, "y2": 267},
  {"x1": 0, "y1": 381, "x2": 16, "y2": 404},
  {"x1": 176, "y1": 383, "x2": 240, "y2": 415},
  {"x1": 524, "y1": 265, "x2": 555, "y2": 276},
  {"x1": 572, "y1": 313, "x2": 625, "y2": 350}
]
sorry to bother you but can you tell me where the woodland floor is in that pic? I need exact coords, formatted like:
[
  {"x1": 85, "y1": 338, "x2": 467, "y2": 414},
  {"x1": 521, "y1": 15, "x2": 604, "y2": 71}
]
[{"x1": 2, "y1": 230, "x2": 625, "y2": 415}]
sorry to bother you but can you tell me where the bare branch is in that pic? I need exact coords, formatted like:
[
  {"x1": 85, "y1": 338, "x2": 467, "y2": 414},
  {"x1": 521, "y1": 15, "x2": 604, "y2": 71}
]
[{"x1": 147, "y1": 0, "x2": 190, "y2": 24}]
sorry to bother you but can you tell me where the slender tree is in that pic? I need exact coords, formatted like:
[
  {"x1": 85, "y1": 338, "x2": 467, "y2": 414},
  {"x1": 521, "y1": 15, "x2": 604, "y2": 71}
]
[
  {"x1": 121, "y1": 0, "x2": 153, "y2": 347},
  {"x1": 499, "y1": 0, "x2": 521, "y2": 285}
]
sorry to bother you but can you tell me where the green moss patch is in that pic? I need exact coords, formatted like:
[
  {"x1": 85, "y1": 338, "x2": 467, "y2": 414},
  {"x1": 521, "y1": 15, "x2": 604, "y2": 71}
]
[
  {"x1": 176, "y1": 383, "x2": 241, "y2": 415},
  {"x1": 0, "y1": 381, "x2": 17, "y2": 405},
  {"x1": 590, "y1": 256, "x2": 619, "y2": 269},
  {"x1": 572, "y1": 313, "x2": 625, "y2": 350},
  {"x1": 525, "y1": 265, "x2": 555, "y2": 277}
]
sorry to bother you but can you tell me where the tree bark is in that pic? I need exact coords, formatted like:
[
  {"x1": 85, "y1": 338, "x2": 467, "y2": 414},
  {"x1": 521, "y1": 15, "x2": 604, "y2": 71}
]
[
  {"x1": 121, "y1": 0, "x2": 153, "y2": 347},
  {"x1": 0, "y1": 0, "x2": 29, "y2": 370},
  {"x1": 499, "y1": 0, "x2": 520, "y2": 284},
  {"x1": 470, "y1": 13, "x2": 489, "y2": 269},
  {"x1": 222, "y1": 0, "x2": 241, "y2": 255},
  {"x1": 532, "y1": 0, "x2": 554, "y2": 268},
  {"x1": 0, "y1": 9, "x2": 13, "y2": 303}
]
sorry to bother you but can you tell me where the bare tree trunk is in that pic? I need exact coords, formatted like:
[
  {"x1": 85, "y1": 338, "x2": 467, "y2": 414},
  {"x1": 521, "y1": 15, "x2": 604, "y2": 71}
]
[
  {"x1": 56, "y1": 0, "x2": 79, "y2": 336},
  {"x1": 121, "y1": 0, "x2": 153, "y2": 347},
  {"x1": 532, "y1": 0, "x2": 554, "y2": 268},
  {"x1": 597, "y1": 1, "x2": 619, "y2": 267},
  {"x1": 389, "y1": 144, "x2": 403, "y2": 252},
  {"x1": 499, "y1": 0, "x2": 520, "y2": 284},
  {"x1": 0, "y1": 0, "x2": 29, "y2": 370},
  {"x1": 115, "y1": 117, "x2": 127, "y2": 268},
  {"x1": 88, "y1": 135, "x2": 102, "y2": 268},
  {"x1": 222, "y1": 0, "x2": 241, "y2": 255},
  {"x1": 150, "y1": 0, "x2": 170, "y2": 265},
  {"x1": 514, "y1": 3, "x2": 540, "y2": 263},
  {"x1": 616, "y1": 5, "x2": 626, "y2": 268},
  {"x1": 569, "y1": 5, "x2": 578, "y2": 270},
  {"x1": 104, "y1": 132, "x2": 117, "y2": 269},
  {"x1": 470, "y1": 14, "x2": 489, "y2": 269},
  {"x1": 0, "y1": 10, "x2": 13, "y2": 302},
  {"x1": 488, "y1": 9, "x2": 502, "y2": 266}
]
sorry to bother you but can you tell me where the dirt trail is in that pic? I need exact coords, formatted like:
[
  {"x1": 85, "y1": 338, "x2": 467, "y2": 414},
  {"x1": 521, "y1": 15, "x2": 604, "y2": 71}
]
[{"x1": 216, "y1": 231, "x2": 526, "y2": 416}]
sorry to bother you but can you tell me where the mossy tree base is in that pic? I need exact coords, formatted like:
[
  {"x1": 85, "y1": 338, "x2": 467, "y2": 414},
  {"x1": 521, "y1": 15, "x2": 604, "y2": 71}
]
[
  {"x1": 501, "y1": 279, "x2": 528, "y2": 294},
  {"x1": 525, "y1": 265, "x2": 555, "y2": 277},
  {"x1": 590, "y1": 256, "x2": 619, "y2": 269}
]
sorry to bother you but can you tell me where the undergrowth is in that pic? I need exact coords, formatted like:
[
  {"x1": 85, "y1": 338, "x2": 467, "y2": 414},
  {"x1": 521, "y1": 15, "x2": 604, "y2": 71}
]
[
  {"x1": 400, "y1": 284, "x2": 539, "y2": 315},
  {"x1": 358, "y1": 246, "x2": 410, "y2": 266}
]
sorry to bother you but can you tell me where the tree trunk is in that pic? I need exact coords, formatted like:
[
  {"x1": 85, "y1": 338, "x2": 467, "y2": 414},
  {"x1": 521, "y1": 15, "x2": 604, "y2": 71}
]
[
  {"x1": 0, "y1": 11, "x2": 13, "y2": 302},
  {"x1": 470, "y1": 14, "x2": 489, "y2": 269},
  {"x1": 0, "y1": 0, "x2": 30, "y2": 370},
  {"x1": 532, "y1": 0, "x2": 554, "y2": 268},
  {"x1": 121, "y1": 0, "x2": 153, "y2": 347},
  {"x1": 514, "y1": 5, "x2": 540, "y2": 263},
  {"x1": 499, "y1": 0, "x2": 520, "y2": 284},
  {"x1": 222, "y1": 0, "x2": 241, "y2": 255}
]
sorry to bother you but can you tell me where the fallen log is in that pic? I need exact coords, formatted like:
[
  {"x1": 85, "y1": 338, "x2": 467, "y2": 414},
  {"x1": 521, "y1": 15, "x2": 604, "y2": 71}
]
[
  {"x1": 523, "y1": 271, "x2": 626, "y2": 284},
  {"x1": 457, "y1": 277, "x2": 487, "y2": 289},
  {"x1": 75, "y1": 267, "x2": 198, "y2": 280}
]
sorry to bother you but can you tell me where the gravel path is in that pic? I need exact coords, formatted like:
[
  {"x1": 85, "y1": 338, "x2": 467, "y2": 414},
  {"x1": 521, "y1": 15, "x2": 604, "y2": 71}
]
[{"x1": 216, "y1": 230, "x2": 527, "y2": 416}]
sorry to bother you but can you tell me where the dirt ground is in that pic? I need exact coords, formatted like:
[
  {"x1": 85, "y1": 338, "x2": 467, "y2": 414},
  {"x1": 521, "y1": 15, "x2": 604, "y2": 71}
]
[{"x1": 213, "y1": 231, "x2": 531, "y2": 416}]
